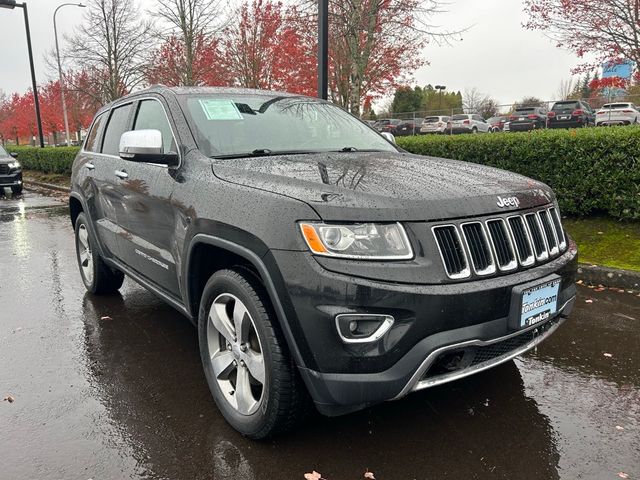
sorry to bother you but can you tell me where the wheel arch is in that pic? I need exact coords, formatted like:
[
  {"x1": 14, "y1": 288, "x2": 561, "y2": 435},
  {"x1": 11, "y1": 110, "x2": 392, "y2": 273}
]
[{"x1": 185, "y1": 234, "x2": 307, "y2": 370}]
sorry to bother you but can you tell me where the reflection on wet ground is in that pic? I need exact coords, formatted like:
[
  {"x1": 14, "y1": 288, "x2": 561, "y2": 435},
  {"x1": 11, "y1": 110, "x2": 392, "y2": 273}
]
[{"x1": 1, "y1": 191, "x2": 638, "y2": 479}]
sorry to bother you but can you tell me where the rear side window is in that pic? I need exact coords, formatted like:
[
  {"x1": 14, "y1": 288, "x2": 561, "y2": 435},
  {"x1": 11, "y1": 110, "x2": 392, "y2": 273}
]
[
  {"x1": 84, "y1": 113, "x2": 107, "y2": 152},
  {"x1": 133, "y1": 100, "x2": 176, "y2": 154},
  {"x1": 101, "y1": 104, "x2": 133, "y2": 156}
]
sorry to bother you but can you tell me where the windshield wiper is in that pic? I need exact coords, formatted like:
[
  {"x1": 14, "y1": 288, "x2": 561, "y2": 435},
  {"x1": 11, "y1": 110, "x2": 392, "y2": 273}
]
[
  {"x1": 330, "y1": 147, "x2": 386, "y2": 153},
  {"x1": 212, "y1": 149, "x2": 319, "y2": 159}
]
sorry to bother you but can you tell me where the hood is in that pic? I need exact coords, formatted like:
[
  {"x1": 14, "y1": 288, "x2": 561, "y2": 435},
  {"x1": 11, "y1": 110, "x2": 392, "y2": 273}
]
[{"x1": 212, "y1": 151, "x2": 554, "y2": 221}]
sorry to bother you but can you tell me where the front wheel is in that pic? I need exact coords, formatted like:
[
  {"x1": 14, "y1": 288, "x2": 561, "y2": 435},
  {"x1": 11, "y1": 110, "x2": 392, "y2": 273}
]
[
  {"x1": 199, "y1": 268, "x2": 310, "y2": 439},
  {"x1": 74, "y1": 212, "x2": 124, "y2": 294},
  {"x1": 11, "y1": 185, "x2": 22, "y2": 195}
]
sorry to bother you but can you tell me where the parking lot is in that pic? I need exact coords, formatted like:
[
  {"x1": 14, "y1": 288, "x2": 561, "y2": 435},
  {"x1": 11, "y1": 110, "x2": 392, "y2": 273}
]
[{"x1": 0, "y1": 190, "x2": 638, "y2": 480}]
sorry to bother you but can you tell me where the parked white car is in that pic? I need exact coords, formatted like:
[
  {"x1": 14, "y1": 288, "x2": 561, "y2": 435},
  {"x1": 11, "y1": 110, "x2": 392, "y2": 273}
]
[
  {"x1": 595, "y1": 103, "x2": 640, "y2": 126},
  {"x1": 420, "y1": 116, "x2": 451, "y2": 134},
  {"x1": 450, "y1": 114, "x2": 490, "y2": 134}
]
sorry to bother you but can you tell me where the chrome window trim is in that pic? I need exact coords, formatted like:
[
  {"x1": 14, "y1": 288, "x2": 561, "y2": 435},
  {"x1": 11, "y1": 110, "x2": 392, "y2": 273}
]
[
  {"x1": 524, "y1": 213, "x2": 549, "y2": 262},
  {"x1": 506, "y1": 215, "x2": 535, "y2": 267},
  {"x1": 80, "y1": 96, "x2": 182, "y2": 169},
  {"x1": 431, "y1": 225, "x2": 471, "y2": 280},
  {"x1": 485, "y1": 218, "x2": 518, "y2": 271},
  {"x1": 460, "y1": 221, "x2": 496, "y2": 276}
]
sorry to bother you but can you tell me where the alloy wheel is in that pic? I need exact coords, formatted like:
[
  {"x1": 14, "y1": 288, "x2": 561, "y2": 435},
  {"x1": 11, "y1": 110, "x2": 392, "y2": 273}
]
[
  {"x1": 207, "y1": 293, "x2": 266, "y2": 415},
  {"x1": 77, "y1": 224, "x2": 94, "y2": 285}
]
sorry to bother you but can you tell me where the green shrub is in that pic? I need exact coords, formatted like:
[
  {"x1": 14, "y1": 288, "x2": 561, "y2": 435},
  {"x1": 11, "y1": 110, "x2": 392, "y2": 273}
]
[
  {"x1": 397, "y1": 126, "x2": 640, "y2": 220},
  {"x1": 5, "y1": 146, "x2": 80, "y2": 175}
]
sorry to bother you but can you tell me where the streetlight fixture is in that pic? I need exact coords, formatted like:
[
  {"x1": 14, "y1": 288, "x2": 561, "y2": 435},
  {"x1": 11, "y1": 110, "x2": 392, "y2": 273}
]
[
  {"x1": 54, "y1": 2, "x2": 85, "y2": 146},
  {"x1": 0, "y1": 0, "x2": 45, "y2": 148},
  {"x1": 435, "y1": 85, "x2": 446, "y2": 110}
]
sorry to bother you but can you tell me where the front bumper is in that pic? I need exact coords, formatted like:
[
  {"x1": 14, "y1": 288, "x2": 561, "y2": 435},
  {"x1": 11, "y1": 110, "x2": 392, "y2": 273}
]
[
  {"x1": 268, "y1": 240, "x2": 577, "y2": 415},
  {"x1": 0, "y1": 171, "x2": 23, "y2": 187}
]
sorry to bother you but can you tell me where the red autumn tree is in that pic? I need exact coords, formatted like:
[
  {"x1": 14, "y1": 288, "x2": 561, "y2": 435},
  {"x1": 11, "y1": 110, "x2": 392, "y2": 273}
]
[
  {"x1": 146, "y1": 34, "x2": 230, "y2": 86},
  {"x1": 524, "y1": 0, "x2": 640, "y2": 73},
  {"x1": 224, "y1": 0, "x2": 317, "y2": 96}
]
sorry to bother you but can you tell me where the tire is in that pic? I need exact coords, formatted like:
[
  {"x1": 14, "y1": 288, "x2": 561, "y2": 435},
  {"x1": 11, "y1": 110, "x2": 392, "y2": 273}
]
[
  {"x1": 11, "y1": 185, "x2": 22, "y2": 195},
  {"x1": 198, "y1": 268, "x2": 310, "y2": 439},
  {"x1": 74, "y1": 212, "x2": 124, "y2": 294},
  {"x1": 472, "y1": 127, "x2": 478, "y2": 134}
]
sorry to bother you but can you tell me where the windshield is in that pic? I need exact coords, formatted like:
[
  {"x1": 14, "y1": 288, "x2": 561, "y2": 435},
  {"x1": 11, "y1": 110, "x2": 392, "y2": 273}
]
[
  {"x1": 602, "y1": 103, "x2": 630, "y2": 109},
  {"x1": 451, "y1": 114, "x2": 469, "y2": 120},
  {"x1": 0, "y1": 145, "x2": 7, "y2": 157},
  {"x1": 515, "y1": 108, "x2": 535, "y2": 114},
  {"x1": 552, "y1": 102, "x2": 579, "y2": 111},
  {"x1": 179, "y1": 94, "x2": 398, "y2": 158}
]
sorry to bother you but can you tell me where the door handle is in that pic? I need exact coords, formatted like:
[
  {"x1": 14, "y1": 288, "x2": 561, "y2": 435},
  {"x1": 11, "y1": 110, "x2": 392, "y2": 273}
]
[
  {"x1": 84, "y1": 162, "x2": 95, "y2": 170},
  {"x1": 115, "y1": 170, "x2": 128, "y2": 179}
]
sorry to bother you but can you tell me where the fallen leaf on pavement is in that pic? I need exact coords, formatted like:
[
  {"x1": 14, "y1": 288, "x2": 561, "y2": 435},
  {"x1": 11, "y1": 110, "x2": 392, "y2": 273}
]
[
  {"x1": 3, "y1": 395, "x2": 14, "y2": 403},
  {"x1": 100, "y1": 316, "x2": 113, "y2": 321},
  {"x1": 585, "y1": 299, "x2": 593, "y2": 303},
  {"x1": 617, "y1": 473, "x2": 629, "y2": 479},
  {"x1": 304, "y1": 471, "x2": 323, "y2": 480},
  {"x1": 364, "y1": 472, "x2": 376, "y2": 479},
  {"x1": 615, "y1": 425, "x2": 624, "y2": 431},
  {"x1": 594, "y1": 287, "x2": 606, "y2": 292},
  {"x1": 576, "y1": 280, "x2": 583, "y2": 285},
  {"x1": 604, "y1": 353, "x2": 613, "y2": 358}
]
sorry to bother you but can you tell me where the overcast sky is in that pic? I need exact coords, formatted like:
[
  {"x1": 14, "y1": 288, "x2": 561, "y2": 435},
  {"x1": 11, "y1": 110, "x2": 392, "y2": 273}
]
[{"x1": 0, "y1": 0, "x2": 581, "y2": 104}]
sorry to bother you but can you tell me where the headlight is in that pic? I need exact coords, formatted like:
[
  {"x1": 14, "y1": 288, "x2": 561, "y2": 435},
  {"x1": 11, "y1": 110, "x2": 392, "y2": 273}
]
[
  {"x1": 299, "y1": 222, "x2": 413, "y2": 260},
  {"x1": 8, "y1": 161, "x2": 20, "y2": 169}
]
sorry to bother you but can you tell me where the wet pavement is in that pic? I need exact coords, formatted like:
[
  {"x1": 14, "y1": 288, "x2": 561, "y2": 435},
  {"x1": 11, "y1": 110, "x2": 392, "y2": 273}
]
[{"x1": 1, "y1": 190, "x2": 639, "y2": 480}]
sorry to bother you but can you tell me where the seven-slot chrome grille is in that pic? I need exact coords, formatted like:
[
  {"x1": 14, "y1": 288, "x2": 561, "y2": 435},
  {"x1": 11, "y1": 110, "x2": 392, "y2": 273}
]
[{"x1": 432, "y1": 205, "x2": 566, "y2": 280}]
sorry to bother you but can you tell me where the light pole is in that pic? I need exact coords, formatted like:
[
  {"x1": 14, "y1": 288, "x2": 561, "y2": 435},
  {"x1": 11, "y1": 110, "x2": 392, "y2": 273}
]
[
  {"x1": 0, "y1": 0, "x2": 45, "y2": 147},
  {"x1": 435, "y1": 85, "x2": 446, "y2": 111},
  {"x1": 317, "y1": 0, "x2": 328, "y2": 100},
  {"x1": 54, "y1": 2, "x2": 85, "y2": 146}
]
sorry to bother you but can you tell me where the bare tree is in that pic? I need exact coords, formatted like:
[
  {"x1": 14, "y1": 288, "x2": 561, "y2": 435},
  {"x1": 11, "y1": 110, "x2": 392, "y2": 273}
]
[
  {"x1": 555, "y1": 78, "x2": 575, "y2": 100},
  {"x1": 153, "y1": 0, "x2": 228, "y2": 86},
  {"x1": 65, "y1": 0, "x2": 153, "y2": 103},
  {"x1": 462, "y1": 88, "x2": 489, "y2": 113}
]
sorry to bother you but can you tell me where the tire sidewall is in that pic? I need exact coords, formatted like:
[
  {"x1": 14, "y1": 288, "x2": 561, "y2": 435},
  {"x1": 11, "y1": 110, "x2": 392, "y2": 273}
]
[{"x1": 198, "y1": 271, "x2": 276, "y2": 437}]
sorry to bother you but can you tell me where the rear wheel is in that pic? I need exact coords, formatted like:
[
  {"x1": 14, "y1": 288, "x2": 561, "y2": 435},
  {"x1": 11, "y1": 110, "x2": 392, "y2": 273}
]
[
  {"x1": 11, "y1": 185, "x2": 22, "y2": 195},
  {"x1": 74, "y1": 212, "x2": 124, "y2": 294},
  {"x1": 199, "y1": 268, "x2": 310, "y2": 439}
]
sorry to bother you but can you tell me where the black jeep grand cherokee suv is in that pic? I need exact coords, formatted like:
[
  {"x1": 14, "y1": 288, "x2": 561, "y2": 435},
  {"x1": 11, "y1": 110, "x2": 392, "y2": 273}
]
[{"x1": 70, "y1": 86, "x2": 577, "y2": 439}]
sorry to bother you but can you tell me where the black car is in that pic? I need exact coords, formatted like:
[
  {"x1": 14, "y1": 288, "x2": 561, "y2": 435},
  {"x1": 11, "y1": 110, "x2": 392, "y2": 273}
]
[
  {"x1": 394, "y1": 118, "x2": 424, "y2": 136},
  {"x1": 509, "y1": 107, "x2": 548, "y2": 131},
  {"x1": 69, "y1": 86, "x2": 577, "y2": 439},
  {"x1": 0, "y1": 145, "x2": 23, "y2": 194},
  {"x1": 547, "y1": 100, "x2": 595, "y2": 128}
]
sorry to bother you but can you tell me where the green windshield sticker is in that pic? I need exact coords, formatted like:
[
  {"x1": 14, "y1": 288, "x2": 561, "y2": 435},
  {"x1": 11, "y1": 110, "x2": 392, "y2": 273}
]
[{"x1": 198, "y1": 99, "x2": 243, "y2": 120}]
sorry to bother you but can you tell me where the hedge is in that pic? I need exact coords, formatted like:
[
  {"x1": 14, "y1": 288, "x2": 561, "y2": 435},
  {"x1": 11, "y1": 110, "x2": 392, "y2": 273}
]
[
  {"x1": 397, "y1": 126, "x2": 640, "y2": 220},
  {"x1": 5, "y1": 146, "x2": 80, "y2": 175}
]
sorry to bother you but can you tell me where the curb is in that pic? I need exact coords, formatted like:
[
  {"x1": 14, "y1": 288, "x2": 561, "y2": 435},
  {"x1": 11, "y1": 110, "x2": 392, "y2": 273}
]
[
  {"x1": 25, "y1": 179, "x2": 71, "y2": 193},
  {"x1": 577, "y1": 263, "x2": 640, "y2": 290}
]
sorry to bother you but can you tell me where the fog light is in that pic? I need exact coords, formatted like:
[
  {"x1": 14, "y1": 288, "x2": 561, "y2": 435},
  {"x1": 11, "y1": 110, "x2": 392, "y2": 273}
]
[{"x1": 335, "y1": 314, "x2": 394, "y2": 344}]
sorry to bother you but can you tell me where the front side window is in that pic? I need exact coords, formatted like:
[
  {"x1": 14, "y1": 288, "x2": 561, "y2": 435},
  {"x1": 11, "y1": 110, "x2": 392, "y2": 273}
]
[
  {"x1": 85, "y1": 112, "x2": 107, "y2": 152},
  {"x1": 101, "y1": 104, "x2": 132, "y2": 156},
  {"x1": 133, "y1": 100, "x2": 176, "y2": 154},
  {"x1": 179, "y1": 94, "x2": 398, "y2": 158},
  {"x1": 0, "y1": 144, "x2": 7, "y2": 157}
]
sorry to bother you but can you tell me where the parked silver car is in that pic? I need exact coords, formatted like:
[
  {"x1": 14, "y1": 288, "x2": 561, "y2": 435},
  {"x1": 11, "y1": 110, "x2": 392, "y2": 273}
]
[
  {"x1": 595, "y1": 103, "x2": 640, "y2": 126},
  {"x1": 420, "y1": 116, "x2": 451, "y2": 134},
  {"x1": 450, "y1": 114, "x2": 490, "y2": 134}
]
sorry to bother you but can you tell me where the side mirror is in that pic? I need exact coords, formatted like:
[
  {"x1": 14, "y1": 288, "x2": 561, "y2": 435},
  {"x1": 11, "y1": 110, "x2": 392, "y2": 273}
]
[
  {"x1": 10, "y1": 152, "x2": 18, "y2": 158},
  {"x1": 381, "y1": 132, "x2": 396, "y2": 144},
  {"x1": 119, "y1": 129, "x2": 179, "y2": 166}
]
